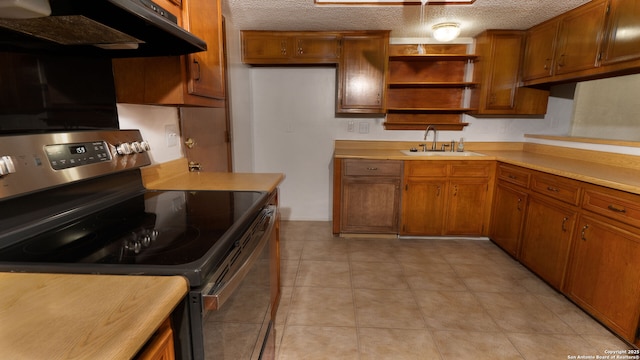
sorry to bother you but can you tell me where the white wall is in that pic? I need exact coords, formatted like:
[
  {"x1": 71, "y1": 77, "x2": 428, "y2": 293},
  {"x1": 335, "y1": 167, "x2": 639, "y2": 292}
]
[
  {"x1": 571, "y1": 73, "x2": 640, "y2": 141},
  {"x1": 117, "y1": 104, "x2": 183, "y2": 164}
]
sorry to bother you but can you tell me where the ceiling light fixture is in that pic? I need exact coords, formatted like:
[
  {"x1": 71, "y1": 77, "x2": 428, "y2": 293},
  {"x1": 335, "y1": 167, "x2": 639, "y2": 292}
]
[{"x1": 432, "y1": 22, "x2": 460, "y2": 42}]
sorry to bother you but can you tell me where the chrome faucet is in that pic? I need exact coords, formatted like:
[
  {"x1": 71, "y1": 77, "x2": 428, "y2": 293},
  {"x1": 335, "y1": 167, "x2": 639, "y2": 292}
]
[{"x1": 423, "y1": 125, "x2": 437, "y2": 151}]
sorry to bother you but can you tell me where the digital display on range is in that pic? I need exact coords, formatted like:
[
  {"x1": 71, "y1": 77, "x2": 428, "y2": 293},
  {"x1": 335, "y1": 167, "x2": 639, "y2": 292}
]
[
  {"x1": 44, "y1": 141, "x2": 112, "y2": 170},
  {"x1": 69, "y1": 145, "x2": 88, "y2": 155}
]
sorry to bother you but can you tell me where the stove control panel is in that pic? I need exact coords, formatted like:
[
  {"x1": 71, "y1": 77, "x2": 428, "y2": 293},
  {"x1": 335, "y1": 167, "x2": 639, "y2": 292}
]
[
  {"x1": 45, "y1": 141, "x2": 112, "y2": 170},
  {"x1": 0, "y1": 130, "x2": 152, "y2": 201}
]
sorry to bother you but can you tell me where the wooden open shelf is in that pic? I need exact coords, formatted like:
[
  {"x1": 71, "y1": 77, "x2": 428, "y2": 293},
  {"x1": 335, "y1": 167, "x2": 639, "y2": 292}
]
[{"x1": 385, "y1": 44, "x2": 474, "y2": 131}]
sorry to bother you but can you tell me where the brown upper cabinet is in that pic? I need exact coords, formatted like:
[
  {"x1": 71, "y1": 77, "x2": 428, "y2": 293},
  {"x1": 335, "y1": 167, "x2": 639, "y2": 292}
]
[
  {"x1": 113, "y1": 0, "x2": 226, "y2": 107},
  {"x1": 520, "y1": 0, "x2": 638, "y2": 86},
  {"x1": 521, "y1": 20, "x2": 560, "y2": 82},
  {"x1": 336, "y1": 32, "x2": 389, "y2": 114},
  {"x1": 241, "y1": 30, "x2": 389, "y2": 115},
  {"x1": 554, "y1": 0, "x2": 608, "y2": 76},
  {"x1": 471, "y1": 30, "x2": 549, "y2": 116},
  {"x1": 602, "y1": 0, "x2": 640, "y2": 65},
  {"x1": 241, "y1": 31, "x2": 341, "y2": 64}
]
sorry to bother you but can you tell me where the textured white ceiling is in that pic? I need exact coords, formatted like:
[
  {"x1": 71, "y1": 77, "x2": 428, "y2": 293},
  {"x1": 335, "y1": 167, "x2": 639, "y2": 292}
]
[{"x1": 222, "y1": 0, "x2": 591, "y2": 40}]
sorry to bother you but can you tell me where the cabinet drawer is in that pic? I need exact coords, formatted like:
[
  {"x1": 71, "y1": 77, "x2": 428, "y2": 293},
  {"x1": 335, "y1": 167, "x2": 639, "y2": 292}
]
[
  {"x1": 449, "y1": 162, "x2": 492, "y2": 177},
  {"x1": 530, "y1": 173, "x2": 582, "y2": 205},
  {"x1": 343, "y1": 159, "x2": 402, "y2": 177},
  {"x1": 404, "y1": 162, "x2": 448, "y2": 177},
  {"x1": 497, "y1": 164, "x2": 530, "y2": 188},
  {"x1": 583, "y1": 187, "x2": 640, "y2": 228}
]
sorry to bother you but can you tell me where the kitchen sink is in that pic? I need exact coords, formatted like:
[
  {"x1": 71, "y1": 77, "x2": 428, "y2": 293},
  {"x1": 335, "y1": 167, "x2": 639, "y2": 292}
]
[{"x1": 400, "y1": 150, "x2": 486, "y2": 157}]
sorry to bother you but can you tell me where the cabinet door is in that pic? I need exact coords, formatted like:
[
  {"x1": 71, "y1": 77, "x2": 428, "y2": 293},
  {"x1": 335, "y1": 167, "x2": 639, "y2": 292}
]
[
  {"x1": 337, "y1": 32, "x2": 388, "y2": 114},
  {"x1": 481, "y1": 32, "x2": 523, "y2": 112},
  {"x1": 241, "y1": 32, "x2": 292, "y2": 63},
  {"x1": 489, "y1": 182, "x2": 528, "y2": 257},
  {"x1": 554, "y1": 0, "x2": 608, "y2": 75},
  {"x1": 185, "y1": 0, "x2": 225, "y2": 99},
  {"x1": 292, "y1": 34, "x2": 340, "y2": 62},
  {"x1": 445, "y1": 178, "x2": 488, "y2": 236},
  {"x1": 566, "y1": 214, "x2": 640, "y2": 343},
  {"x1": 522, "y1": 20, "x2": 559, "y2": 81},
  {"x1": 401, "y1": 179, "x2": 447, "y2": 235},
  {"x1": 602, "y1": 0, "x2": 640, "y2": 65},
  {"x1": 137, "y1": 318, "x2": 175, "y2": 360},
  {"x1": 520, "y1": 196, "x2": 576, "y2": 290},
  {"x1": 341, "y1": 177, "x2": 400, "y2": 233}
]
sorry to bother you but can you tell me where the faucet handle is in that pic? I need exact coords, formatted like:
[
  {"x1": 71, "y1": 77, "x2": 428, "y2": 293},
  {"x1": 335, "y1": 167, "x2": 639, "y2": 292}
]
[
  {"x1": 418, "y1": 144, "x2": 427, "y2": 152},
  {"x1": 441, "y1": 143, "x2": 450, "y2": 151}
]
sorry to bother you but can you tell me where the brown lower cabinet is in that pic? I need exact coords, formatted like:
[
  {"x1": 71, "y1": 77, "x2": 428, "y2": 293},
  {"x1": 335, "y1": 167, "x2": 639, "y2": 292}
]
[
  {"x1": 489, "y1": 162, "x2": 640, "y2": 347},
  {"x1": 338, "y1": 159, "x2": 402, "y2": 234},
  {"x1": 566, "y1": 213, "x2": 640, "y2": 344},
  {"x1": 489, "y1": 181, "x2": 528, "y2": 257},
  {"x1": 401, "y1": 161, "x2": 494, "y2": 236},
  {"x1": 519, "y1": 195, "x2": 577, "y2": 290},
  {"x1": 136, "y1": 318, "x2": 175, "y2": 360}
]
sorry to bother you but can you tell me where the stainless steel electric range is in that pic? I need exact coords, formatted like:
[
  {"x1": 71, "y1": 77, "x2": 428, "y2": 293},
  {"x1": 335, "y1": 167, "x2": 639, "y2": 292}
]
[{"x1": 0, "y1": 130, "x2": 276, "y2": 360}]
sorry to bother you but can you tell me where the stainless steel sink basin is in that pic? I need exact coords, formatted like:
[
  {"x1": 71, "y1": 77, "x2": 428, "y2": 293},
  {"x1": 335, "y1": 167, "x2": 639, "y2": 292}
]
[{"x1": 400, "y1": 150, "x2": 486, "y2": 157}]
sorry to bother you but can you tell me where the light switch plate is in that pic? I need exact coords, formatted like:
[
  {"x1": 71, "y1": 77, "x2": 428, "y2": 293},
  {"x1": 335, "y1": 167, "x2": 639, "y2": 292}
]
[{"x1": 165, "y1": 124, "x2": 178, "y2": 147}]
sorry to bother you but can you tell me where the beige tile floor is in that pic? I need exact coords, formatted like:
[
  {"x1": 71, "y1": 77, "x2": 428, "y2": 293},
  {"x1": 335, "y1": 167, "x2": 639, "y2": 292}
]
[{"x1": 274, "y1": 221, "x2": 633, "y2": 360}]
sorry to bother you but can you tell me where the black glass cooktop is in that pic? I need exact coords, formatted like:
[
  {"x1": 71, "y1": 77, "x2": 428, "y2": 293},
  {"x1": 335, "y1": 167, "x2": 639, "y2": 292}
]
[{"x1": 0, "y1": 190, "x2": 268, "y2": 285}]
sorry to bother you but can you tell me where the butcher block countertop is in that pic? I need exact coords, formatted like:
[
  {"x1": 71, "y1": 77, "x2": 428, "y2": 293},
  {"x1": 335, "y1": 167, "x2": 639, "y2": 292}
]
[
  {"x1": 334, "y1": 140, "x2": 640, "y2": 195},
  {"x1": 0, "y1": 272, "x2": 187, "y2": 360},
  {"x1": 142, "y1": 158, "x2": 285, "y2": 192}
]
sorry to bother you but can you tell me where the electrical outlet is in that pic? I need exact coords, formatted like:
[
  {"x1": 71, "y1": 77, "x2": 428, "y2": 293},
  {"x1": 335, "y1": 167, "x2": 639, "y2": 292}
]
[
  {"x1": 165, "y1": 124, "x2": 178, "y2": 147},
  {"x1": 347, "y1": 120, "x2": 355, "y2": 132}
]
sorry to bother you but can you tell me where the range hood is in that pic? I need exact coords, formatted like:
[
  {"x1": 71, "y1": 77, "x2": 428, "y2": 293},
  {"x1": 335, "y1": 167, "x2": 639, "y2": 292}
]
[{"x1": 0, "y1": 0, "x2": 207, "y2": 57}]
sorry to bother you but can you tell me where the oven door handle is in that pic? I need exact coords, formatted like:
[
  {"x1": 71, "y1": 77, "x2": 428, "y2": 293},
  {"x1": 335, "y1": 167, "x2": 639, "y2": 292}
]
[{"x1": 202, "y1": 205, "x2": 276, "y2": 311}]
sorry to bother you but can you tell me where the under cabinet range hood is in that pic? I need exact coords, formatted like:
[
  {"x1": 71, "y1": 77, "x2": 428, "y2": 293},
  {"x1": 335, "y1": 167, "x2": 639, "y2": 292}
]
[{"x1": 0, "y1": 0, "x2": 207, "y2": 57}]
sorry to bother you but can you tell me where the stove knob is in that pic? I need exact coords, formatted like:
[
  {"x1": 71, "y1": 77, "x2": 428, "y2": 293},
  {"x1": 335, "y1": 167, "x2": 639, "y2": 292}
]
[
  {"x1": 139, "y1": 140, "x2": 151, "y2": 152},
  {"x1": 130, "y1": 141, "x2": 143, "y2": 153},
  {"x1": 0, "y1": 156, "x2": 16, "y2": 176},
  {"x1": 116, "y1": 143, "x2": 133, "y2": 155}
]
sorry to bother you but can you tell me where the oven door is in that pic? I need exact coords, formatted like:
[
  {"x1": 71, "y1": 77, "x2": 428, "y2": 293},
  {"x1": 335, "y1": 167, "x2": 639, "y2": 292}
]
[{"x1": 188, "y1": 205, "x2": 276, "y2": 360}]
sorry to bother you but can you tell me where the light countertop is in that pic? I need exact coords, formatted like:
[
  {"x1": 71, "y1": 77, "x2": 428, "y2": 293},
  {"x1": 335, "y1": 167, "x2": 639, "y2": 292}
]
[
  {"x1": 0, "y1": 272, "x2": 188, "y2": 360},
  {"x1": 141, "y1": 159, "x2": 285, "y2": 193},
  {"x1": 334, "y1": 141, "x2": 640, "y2": 195}
]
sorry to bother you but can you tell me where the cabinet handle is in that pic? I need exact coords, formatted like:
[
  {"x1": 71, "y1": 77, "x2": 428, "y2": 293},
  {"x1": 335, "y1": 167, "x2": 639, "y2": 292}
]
[
  {"x1": 366, "y1": 167, "x2": 378, "y2": 171},
  {"x1": 607, "y1": 204, "x2": 627, "y2": 213},
  {"x1": 581, "y1": 224, "x2": 589, "y2": 241},
  {"x1": 546, "y1": 186, "x2": 560, "y2": 192},
  {"x1": 561, "y1": 217, "x2": 568, "y2": 232},
  {"x1": 297, "y1": 40, "x2": 304, "y2": 55},
  {"x1": 192, "y1": 58, "x2": 201, "y2": 81},
  {"x1": 558, "y1": 54, "x2": 565, "y2": 67},
  {"x1": 436, "y1": 186, "x2": 441, "y2": 197},
  {"x1": 508, "y1": 174, "x2": 517, "y2": 179},
  {"x1": 453, "y1": 185, "x2": 458, "y2": 197},
  {"x1": 517, "y1": 198, "x2": 522, "y2": 211},
  {"x1": 281, "y1": 40, "x2": 287, "y2": 55},
  {"x1": 543, "y1": 58, "x2": 550, "y2": 70}
]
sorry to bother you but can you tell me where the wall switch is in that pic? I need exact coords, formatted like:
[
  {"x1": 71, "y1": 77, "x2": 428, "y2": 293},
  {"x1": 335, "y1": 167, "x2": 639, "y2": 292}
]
[
  {"x1": 358, "y1": 122, "x2": 369, "y2": 134},
  {"x1": 165, "y1": 124, "x2": 178, "y2": 147},
  {"x1": 347, "y1": 120, "x2": 355, "y2": 132}
]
